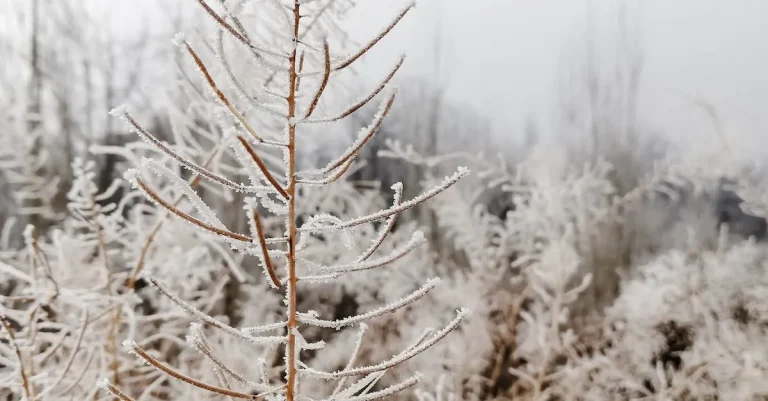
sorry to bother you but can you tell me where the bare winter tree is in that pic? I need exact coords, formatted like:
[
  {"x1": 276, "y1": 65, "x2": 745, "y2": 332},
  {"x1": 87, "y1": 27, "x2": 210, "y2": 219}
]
[
  {"x1": 0, "y1": 0, "x2": 164, "y2": 232},
  {"x1": 557, "y1": 2, "x2": 661, "y2": 195}
]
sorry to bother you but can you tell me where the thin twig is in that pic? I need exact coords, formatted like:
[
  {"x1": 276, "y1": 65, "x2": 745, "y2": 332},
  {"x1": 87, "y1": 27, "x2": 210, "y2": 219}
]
[
  {"x1": 135, "y1": 177, "x2": 252, "y2": 243},
  {"x1": 252, "y1": 210, "x2": 281, "y2": 288},
  {"x1": 307, "y1": 56, "x2": 403, "y2": 123},
  {"x1": 126, "y1": 342, "x2": 269, "y2": 399},
  {"x1": 304, "y1": 42, "x2": 330, "y2": 118},
  {"x1": 127, "y1": 139, "x2": 223, "y2": 289},
  {"x1": 1, "y1": 315, "x2": 31, "y2": 399},
  {"x1": 334, "y1": 3, "x2": 414, "y2": 71},
  {"x1": 149, "y1": 277, "x2": 285, "y2": 345},
  {"x1": 236, "y1": 136, "x2": 289, "y2": 199},
  {"x1": 102, "y1": 381, "x2": 137, "y2": 401},
  {"x1": 182, "y1": 40, "x2": 270, "y2": 142},
  {"x1": 326, "y1": 94, "x2": 395, "y2": 172},
  {"x1": 357, "y1": 183, "x2": 403, "y2": 262},
  {"x1": 295, "y1": 51, "x2": 306, "y2": 92}
]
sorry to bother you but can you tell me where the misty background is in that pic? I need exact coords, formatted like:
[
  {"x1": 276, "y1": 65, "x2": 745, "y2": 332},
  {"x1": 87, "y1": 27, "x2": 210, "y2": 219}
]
[
  {"x1": 350, "y1": 0, "x2": 768, "y2": 148},
  {"x1": 2, "y1": 0, "x2": 766, "y2": 245},
  {"x1": 5, "y1": 0, "x2": 768, "y2": 151}
]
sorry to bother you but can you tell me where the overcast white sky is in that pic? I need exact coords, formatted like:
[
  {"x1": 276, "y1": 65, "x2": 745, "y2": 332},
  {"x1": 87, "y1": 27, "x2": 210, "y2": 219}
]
[
  {"x1": 79, "y1": 0, "x2": 768, "y2": 148},
  {"x1": 342, "y1": 0, "x2": 768, "y2": 145}
]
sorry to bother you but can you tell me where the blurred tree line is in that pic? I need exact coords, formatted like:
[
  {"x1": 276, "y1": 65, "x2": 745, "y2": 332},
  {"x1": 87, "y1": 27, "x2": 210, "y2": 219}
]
[{"x1": 0, "y1": 1, "x2": 509, "y2": 248}]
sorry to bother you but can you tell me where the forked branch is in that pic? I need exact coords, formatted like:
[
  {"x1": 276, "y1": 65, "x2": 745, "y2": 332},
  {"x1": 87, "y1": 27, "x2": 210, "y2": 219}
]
[
  {"x1": 297, "y1": 94, "x2": 396, "y2": 186},
  {"x1": 357, "y1": 183, "x2": 403, "y2": 262},
  {"x1": 324, "y1": 93, "x2": 395, "y2": 172}
]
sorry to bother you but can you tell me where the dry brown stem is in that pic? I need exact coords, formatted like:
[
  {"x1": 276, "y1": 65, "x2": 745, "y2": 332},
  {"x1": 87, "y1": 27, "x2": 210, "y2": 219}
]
[
  {"x1": 334, "y1": 3, "x2": 414, "y2": 71},
  {"x1": 304, "y1": 42, "x2": 330, "y2": 118},
  {"x1": 236, "y1": 136, "x2": 289, "y2": 199},
  {"x1": 129, "y1": 342, "x2": 268, "y2": 399},
  {"x1": 135, "y1": 177, "x2": 252, "y2": 243},
  {"x1": 1, "y1": 315, "x2": 31, "y2": 399},
  {"x1": 183, "y1": 41, "x2": 267, "y2": 142},
  {"x1": 252, "y1": 209, "x2": 281, "y2": 288},
  {"x1": 285, "y1": 2, "x2": 301, "y2": 398}
]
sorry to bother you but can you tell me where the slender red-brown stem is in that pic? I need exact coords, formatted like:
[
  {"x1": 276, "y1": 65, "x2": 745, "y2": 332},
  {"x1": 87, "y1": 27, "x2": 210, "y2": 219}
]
[
  {"x1": 103, "y1": 381, "x2": 137, "y2": 401},
  {"x1": 304, "y1": 42, "x2": 330, "y2": 119},
  {"x1": 236, "y1": 136, "x2": 289, "y2": 199},
  {"x1": 285, "y1": 2, "x2": 301, "y2": 400},
  {"x1": 106, "y1": 308, "x2": 121, "y2": 387},
  {"x1": 129, "y1": 343, "x2": 266, "y2": 399},
  {"x1": 295, "y1": 51, "x2": 306, "y2": 92},
  {"x1": 30, "y1": 232, "x2": 59, "y2": 297},
  {"x1": 135, "y1": 177, "x2": 252, "y2": 242},
  {"x1": 252, "y1": 210, "x2": 281, "y2": 288},
  {"x1": 183, "y1": 41, "x2": 265, "y2": 143},
  {"x1": 1, "y1": 316, "x2": 31, "y2": 398}
]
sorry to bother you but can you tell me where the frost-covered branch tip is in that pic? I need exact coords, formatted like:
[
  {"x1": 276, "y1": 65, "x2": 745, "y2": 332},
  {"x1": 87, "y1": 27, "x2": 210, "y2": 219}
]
[
  {"x1": 300, "y1": 167, "x2": 470, "y2": 231},
  {"x1": 305, "y1": 55, "x2": 404, "y2": 124},
  {"x1": 111, "y1": 107, "x2": 270, "y2": 194},
  {"x1": 129, "y1": 173, "x2": 253, "y2": 243},
  {"x1": 123, "y1": 340, "x2": 269, "y2": 399},
  {"x1": 148, "y1": 277, "x2": 285, "y2": 345},
  {"x1": 300, "y1": 308, "x2": 470, "y2": 378},
  {"x1": 333, "y1": 2, "x2": 415, "y2": 71},
  {"x1": 101, "y1": 379, "x2": 136, "y2": 401},
  {"x1": 298, "y1": 278, "x2": 440, "y2": 329},
  {"x1": 313, "y1": 231, "x2": 427, "y2": 274},
  {"x1": 248, "y1": 206, "x2": 282, "y2": 288},
  {"x1": 357, "y1": 183, "x2": 403, "y2": 262},
  {"x1": 237, "y1": 136, "x2": 289, "y2": 199}
]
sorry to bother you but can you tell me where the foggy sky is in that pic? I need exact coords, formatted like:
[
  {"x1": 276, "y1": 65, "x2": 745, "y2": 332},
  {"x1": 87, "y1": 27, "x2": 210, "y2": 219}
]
[
  {"x1": 95, "y1": 0, "x2": 768, "y2": 150},
  {"x1": 343, "y1": 0, "x2": 768, "y2": 146}
]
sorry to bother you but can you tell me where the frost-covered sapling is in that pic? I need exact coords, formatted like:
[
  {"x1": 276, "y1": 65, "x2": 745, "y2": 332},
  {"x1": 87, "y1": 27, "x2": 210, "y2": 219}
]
[{"x1": 104, "y1": 1, "x2": 469, "y2": 400}]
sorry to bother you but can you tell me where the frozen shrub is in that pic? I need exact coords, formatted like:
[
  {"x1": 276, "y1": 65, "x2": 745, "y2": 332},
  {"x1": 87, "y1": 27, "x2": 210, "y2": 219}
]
[{"x1": 99, "y1": 1, "x2": 469, "y2": 400}]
